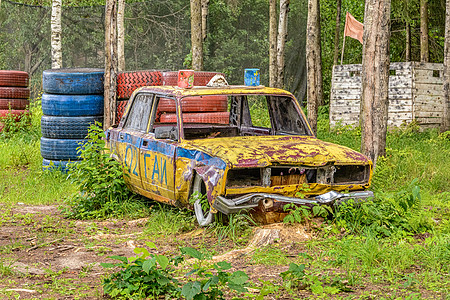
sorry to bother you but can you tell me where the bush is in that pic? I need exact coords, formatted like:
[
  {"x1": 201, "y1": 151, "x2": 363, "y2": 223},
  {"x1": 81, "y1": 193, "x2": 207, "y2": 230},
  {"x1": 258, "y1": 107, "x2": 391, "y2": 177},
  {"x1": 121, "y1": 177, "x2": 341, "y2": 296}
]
[
  {"x1": 64, "y1": 123, "x2": 148, "y2": 219},
  {"x1": 333, "y1": 179, "x2": 433, "y2": 237}
]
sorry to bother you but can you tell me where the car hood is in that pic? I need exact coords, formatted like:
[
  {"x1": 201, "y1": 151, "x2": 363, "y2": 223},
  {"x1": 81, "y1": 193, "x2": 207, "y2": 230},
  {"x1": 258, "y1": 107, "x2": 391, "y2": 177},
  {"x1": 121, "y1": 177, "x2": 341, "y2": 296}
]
[{"x1": 181, "y1": 136, "x2": 371, "y2": 168}]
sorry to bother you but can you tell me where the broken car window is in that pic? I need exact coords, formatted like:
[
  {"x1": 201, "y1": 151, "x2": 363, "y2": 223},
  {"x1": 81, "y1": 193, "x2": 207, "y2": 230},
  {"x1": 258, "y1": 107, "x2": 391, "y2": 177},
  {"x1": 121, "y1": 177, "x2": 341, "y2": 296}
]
[{"x1": 123, "y1": 94, "x2": 153, "y2": 132}]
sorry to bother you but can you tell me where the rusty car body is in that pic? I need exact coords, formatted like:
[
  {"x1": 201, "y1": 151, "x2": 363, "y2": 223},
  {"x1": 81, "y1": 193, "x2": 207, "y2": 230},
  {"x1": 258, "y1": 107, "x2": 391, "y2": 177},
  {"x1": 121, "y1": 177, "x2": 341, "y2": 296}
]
[{"x1": 106, "y1": 85, "x2": 373, "y2": 225}]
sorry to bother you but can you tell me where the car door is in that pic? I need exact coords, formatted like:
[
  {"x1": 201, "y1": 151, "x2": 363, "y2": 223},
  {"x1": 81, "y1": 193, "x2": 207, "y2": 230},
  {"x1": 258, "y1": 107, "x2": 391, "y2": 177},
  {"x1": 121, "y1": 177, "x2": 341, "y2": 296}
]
[
  {"x1": 139, "y1": 95, "x2": 177, "y2": 205},
  {"x1": 116, "y1": 93, "x2": 153, "y2": 193}
]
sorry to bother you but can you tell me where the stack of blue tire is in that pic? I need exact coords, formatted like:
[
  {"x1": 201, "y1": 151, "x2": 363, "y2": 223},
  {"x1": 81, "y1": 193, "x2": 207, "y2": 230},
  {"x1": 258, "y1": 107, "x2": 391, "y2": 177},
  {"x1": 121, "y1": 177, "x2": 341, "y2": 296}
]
[{"x1": 41, "y1": 69, "x2": 104, "y2": 171}]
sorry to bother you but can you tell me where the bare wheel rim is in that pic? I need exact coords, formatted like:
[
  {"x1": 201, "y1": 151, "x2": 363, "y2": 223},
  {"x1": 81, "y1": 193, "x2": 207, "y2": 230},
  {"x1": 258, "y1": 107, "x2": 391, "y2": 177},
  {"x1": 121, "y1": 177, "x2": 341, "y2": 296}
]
[{"x1": 193, "y1": 174, "x2": 214, "y2": 226}]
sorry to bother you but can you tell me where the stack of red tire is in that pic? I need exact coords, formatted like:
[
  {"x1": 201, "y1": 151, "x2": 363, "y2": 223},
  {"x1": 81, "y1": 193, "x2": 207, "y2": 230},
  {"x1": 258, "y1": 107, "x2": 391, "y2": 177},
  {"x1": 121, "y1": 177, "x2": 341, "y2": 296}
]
[
  {"x1": 116, "y1": 70, "x2": 162, "y2": 122},
  {"x1": 0, "y1": 70, "x2": 30, "y2": 131},
  {"x1": 115, "y1": 71, "x2": 228, "y2": 124}
]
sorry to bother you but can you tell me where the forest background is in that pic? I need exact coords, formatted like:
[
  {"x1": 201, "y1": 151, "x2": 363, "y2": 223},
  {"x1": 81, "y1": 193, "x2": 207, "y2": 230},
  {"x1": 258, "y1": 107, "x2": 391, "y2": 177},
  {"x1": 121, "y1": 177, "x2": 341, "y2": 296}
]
[{"x1": 0, "y1": 0, "x2": 446, "y2": 105}]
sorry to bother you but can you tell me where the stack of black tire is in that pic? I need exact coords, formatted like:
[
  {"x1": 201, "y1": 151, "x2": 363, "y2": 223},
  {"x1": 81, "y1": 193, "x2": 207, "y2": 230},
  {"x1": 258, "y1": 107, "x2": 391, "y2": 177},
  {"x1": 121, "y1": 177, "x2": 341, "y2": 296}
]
[
  {"x1": 0, "y1": 70, "x2": 30, "y2": 131},
  {"x1": 40, "y1": 69, "x2": 104, "y2": 171}
]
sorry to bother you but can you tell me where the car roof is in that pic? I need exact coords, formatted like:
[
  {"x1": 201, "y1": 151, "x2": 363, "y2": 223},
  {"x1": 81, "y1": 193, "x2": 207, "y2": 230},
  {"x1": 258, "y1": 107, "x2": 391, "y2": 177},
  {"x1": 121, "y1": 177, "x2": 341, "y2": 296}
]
[{"x1": 133, "y1": 85, "x2": 294, "y2": 98}]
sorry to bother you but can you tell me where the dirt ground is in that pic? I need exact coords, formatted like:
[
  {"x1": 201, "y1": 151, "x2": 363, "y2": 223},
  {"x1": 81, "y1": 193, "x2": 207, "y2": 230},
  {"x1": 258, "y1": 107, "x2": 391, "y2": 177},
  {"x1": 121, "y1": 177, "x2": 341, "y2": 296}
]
[{"x1": 0, "y1": 204, "x2": 319, "y2": 299}]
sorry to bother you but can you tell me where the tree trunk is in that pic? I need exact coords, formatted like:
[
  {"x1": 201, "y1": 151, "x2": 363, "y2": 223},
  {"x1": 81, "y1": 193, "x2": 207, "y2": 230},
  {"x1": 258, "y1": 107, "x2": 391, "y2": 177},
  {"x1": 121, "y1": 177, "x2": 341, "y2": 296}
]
[
  {"x1": 360, "y1": 0, "x2": 391, "y2": 168},
  {"x1": 420, "y1": 0, "x2": 429, "y2": 62},
  {"x1": 104, "y1": 0, "x2": 118, "y2": 129},
  {"x1": 191, "y1": 0, "x2": 203, "y2": 70},
  {"x1": 306, "y1": 0, "x2": 323, "y2": 135},
  {"x1": 117, "y1": 0, "x2": 125, "y2": 72},
  {"x1": 201, "y1": 0, "x2": 209, "y2": 41},
  {"x1": 333, "y1": 0, "x2": 342, "y2": 66},
  {"x1": 51, "y1": 0, "x2": 62, "y2": 69},
  {"x1": 406, "y1": 22, "x2": 411, "y2": 61},
  {"x1": 269, "y1": 0, "x2": 277, "y2": 87},
  {"x1": 442, "y1": 0, "x2": 450, "y2": 132},
  {"x1": 276, "y1": 0, "x2": 289, "y2": 88}
]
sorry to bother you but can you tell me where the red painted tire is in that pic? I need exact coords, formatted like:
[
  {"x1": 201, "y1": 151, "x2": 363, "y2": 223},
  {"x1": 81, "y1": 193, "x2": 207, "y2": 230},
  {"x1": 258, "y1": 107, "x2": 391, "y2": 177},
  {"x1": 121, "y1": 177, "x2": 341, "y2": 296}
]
[
  {"x1": 0, "y1": 70, "x2": 29, "y2": 87},
  {"x1": 0, "y1": 109, "x2": 29, "y2": 119},
  {"x1": 158, "y1": 96, "x2": 228, "y2": 113},
  {"x1": 0, "y1": 99, "x2": 29, "y2": 110},
  {"x1": 0, "y1": 87, "x2": 30, "y2": 99},
  {"x1": 116, "y1": 100, "x2": 129, "y2": 122},
  {"x1": 117, "y1": 70, "x2": 162, "y2": 99},
  {"x1": 162, "y1": 71, "x2": 225, "y2": 86},
  {"x1": 159, "y1": 112, "x2": 229, "y2": 124}
]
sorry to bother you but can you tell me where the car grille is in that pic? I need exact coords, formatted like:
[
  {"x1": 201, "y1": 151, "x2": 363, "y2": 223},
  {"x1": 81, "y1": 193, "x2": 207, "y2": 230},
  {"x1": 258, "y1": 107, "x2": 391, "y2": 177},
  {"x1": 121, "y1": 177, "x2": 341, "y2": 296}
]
[{"x1": 226, "y1": 165, "x2": 370, "y2": 188}]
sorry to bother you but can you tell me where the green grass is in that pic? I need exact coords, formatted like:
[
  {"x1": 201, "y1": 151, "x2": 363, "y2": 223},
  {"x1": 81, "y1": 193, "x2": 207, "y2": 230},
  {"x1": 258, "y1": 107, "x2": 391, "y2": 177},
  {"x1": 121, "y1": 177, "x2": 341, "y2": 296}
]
[{"x1": 0, "y1": 104, "x2": 77, "y2": 205}]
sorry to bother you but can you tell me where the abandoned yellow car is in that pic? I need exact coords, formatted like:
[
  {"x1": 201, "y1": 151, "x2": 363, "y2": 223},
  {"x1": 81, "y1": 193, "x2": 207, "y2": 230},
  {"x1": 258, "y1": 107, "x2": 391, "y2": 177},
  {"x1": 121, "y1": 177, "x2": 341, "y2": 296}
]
[{"x1": 106, "y1": 85, "x2": 373, "y2": 225}]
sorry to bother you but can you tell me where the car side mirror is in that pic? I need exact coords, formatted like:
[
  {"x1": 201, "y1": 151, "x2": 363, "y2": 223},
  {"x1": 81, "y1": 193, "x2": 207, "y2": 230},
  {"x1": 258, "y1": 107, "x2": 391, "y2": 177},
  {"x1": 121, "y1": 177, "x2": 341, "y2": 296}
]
[{"x1": 154, "y1": 126, "x2": 179, "y2": 140}]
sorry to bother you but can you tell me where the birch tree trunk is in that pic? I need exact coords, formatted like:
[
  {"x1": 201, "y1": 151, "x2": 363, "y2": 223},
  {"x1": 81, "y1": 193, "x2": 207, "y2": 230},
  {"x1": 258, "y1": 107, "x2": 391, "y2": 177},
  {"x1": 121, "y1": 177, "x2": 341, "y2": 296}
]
[
  {"x1": 269, "y1": 0, "x2": 277, "y2": 87},
  {"x1": 191, "y1": 0, "x2": 203, "y2": 70},
  {"x1": 51, "y1": 0, "x2": 62, "y2": 69},
  {"x1": 442, "y1": 0, "x2": 450, "y2": 132},
  {"x1": 306, "y1": 0, "x2": 323, "y2": 135},
  {"x1": 104, "y1": 0, "x2": 118, "y2": 129},
  {"x1": 360, "y1": 0, "x2": 391, "y2": 168},
  {"x1": 333, "y1": 0, "x2": 342, "y2": 66},
  {"x1": 420, "y1": 0, "x2": 429, "y2": 62},
  {"x1": 201, "y1": 0, "x2": 209, "y2": 41},
  {"x1": 117, "y1": 0, "x2": 125, "y2": 72},
  {"x1": 406, "y1": 22, "x2": 411, "y2": 61},
  {"x1": 275, "y1": 0, "x2": 289, "y2": 88}
]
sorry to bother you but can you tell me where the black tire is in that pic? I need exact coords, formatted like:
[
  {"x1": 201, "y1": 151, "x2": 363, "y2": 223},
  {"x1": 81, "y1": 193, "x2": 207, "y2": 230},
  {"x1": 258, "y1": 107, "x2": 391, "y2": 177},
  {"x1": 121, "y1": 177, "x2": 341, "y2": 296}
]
[
  {"x1": 42, "y1": 68, "x2": 104, "y2": 95},
  {"x1": 40, "y1": 137, "x2": 87, "y2": 160},
  {"x1": 42, "y1": 93, "x2": 104, "y2": 116},
  {"x1": 42, "y1": 159, "x2": 77, "y2": 173},
  {"x1": 41, "y1": 115, "x2": 103, "y2": 139}
]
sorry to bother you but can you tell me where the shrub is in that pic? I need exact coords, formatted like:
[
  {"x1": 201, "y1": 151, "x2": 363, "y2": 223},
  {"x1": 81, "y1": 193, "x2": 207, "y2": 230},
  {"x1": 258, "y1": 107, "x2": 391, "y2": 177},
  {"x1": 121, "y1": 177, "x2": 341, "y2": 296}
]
[{"x1": 64, "y1": 123, "x2": 148, "y2": 219}]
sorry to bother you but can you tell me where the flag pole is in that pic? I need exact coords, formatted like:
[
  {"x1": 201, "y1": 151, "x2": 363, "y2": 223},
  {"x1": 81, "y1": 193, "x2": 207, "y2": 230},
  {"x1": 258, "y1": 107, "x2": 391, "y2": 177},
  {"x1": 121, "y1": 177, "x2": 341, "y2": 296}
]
[
  {"x1": 340, "y1": 36, "x2": 346, "y2": 65},
  {"x1": 340, "y1": 12, "x2": 348, "y2": 65}
]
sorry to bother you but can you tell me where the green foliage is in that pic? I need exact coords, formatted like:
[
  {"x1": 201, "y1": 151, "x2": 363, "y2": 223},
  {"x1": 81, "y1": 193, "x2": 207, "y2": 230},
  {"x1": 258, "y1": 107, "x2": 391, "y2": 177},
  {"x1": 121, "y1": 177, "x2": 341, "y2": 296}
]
[
  {"x1": 334, "y1": 179, "x2": 432, "y2": 237},
  {"x1": 180, "y1": 247, "x2": 249, "y2": 300},
  {"x1": 64, "y1": 122, "x2": 148, "y2": 220},
  {"x1": 101, "y1": 242, "x2": 180, "y2": 299},
  {"x1": 102, "y1": 245, "x2": 249, "y2": 300}
]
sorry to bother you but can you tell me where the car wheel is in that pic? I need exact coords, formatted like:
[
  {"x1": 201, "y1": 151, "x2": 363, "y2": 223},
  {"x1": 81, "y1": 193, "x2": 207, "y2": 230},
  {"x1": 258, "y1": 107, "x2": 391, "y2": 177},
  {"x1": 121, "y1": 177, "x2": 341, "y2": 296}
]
[
  {"x1": 0, "y1": 70, "x2": 29, "y2": 87},
  {"x1": 117, "y1": 70, "x2": 162, "y2": 99},
  {"x1": 192, "y1": 174, "x2": 214, "y2": 227},
  {"x1": 42, "y1": 68, "x2": 104, "y2": 95},
  {"x1": 41, "y1": 115, "x2": 103, "y2": 139},
  {"x1": 42, "y1": 93, "x2": 104, "y2": 116}
]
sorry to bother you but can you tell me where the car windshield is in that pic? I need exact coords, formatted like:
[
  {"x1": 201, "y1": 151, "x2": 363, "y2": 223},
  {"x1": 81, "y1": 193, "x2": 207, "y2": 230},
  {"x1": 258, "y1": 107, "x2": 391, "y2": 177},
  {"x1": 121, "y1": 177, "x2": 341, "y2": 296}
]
[{"x1": 172, "y1": 94, "x2": 311, "y2": 140}]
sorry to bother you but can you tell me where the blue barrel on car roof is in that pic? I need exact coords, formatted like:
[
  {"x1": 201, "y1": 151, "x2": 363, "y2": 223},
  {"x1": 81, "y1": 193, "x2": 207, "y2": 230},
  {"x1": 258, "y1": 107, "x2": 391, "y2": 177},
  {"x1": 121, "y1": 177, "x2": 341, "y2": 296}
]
[{"x1": 244, "y1": 68, "x2": 260, "y2": 86}]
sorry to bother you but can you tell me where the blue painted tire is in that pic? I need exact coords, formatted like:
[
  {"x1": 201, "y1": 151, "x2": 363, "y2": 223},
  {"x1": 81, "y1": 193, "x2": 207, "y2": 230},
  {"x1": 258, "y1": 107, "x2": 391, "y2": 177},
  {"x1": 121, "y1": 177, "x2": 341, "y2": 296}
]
[
  {"x1": 42, "y1": 68, "x2": 104, "y2": 95},
  {"x1": 41, "y1": 115, "x2": 103, "y2": 139},
  {"x1": 42, "y1": 159, "x2": 78, "y2": 172},
  {"x1": 40, "y1": 137, "x2": 87, "y2": 160},
  {"x1": 42, "y1": 93, "x2": 104, "y2": 116}
]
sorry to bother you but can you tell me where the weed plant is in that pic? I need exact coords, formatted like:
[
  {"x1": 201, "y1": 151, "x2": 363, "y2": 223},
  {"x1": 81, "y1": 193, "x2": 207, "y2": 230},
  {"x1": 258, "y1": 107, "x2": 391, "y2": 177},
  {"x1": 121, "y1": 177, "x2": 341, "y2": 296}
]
[{"x1": 64, "y1": 123, "x2": 149, "y2": 220}]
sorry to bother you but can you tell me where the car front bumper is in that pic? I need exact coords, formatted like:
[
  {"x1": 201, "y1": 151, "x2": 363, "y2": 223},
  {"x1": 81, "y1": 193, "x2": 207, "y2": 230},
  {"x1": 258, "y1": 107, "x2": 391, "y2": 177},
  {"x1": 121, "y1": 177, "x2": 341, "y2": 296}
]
[{"x1": 212, "y1": 190, "x2": 374, "y2": 215}]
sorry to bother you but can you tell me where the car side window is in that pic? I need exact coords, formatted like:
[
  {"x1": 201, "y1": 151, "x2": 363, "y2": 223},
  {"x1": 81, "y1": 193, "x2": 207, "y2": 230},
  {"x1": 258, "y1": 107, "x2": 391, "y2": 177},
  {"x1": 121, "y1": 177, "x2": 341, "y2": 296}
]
[{"x1": 123, "y1": 94, "x2": 154, "y2": 132}]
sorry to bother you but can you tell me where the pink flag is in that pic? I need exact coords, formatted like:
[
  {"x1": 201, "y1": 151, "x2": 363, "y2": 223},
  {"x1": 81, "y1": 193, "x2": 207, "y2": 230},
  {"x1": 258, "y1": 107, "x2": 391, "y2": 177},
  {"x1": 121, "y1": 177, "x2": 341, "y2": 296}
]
[{"x1": 344, "y1": 12, "x2": 364, "y2": 44}]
